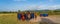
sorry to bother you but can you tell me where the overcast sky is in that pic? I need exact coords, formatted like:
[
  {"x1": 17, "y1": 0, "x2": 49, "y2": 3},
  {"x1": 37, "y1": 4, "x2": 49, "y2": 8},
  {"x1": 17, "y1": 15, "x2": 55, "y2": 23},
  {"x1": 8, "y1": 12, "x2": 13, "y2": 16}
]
[{"x1": 0, "y1": 0, "x2": 60, "y2": 11}]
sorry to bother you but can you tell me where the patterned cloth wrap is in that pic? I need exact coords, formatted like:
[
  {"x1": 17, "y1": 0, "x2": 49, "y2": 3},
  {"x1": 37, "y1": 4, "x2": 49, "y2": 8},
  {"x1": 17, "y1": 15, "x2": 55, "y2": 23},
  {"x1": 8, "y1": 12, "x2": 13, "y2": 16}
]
[{"x1": 40, "y1": 14, "x2": 48, "y2": 17}]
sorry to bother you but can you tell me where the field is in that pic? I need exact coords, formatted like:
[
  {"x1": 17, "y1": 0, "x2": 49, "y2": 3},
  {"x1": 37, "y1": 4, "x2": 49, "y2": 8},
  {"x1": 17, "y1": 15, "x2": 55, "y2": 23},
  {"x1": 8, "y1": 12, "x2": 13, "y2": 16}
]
[
  {"x1": 0, "y1": 13, "x2": 60, "y2": 24},
  {"x1": 0, "y1": 13, "x2": 39, "y2": 24},
  {"x1": 0, "y1": 13, "x2": 18, "y2": 24}
]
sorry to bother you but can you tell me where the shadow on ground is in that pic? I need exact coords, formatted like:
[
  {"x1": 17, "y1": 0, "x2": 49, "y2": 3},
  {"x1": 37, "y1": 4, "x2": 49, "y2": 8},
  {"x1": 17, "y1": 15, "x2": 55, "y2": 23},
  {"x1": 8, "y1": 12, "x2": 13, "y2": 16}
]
[{"x1": 39, "y1": 17, "x2": 59, "y2": 24}]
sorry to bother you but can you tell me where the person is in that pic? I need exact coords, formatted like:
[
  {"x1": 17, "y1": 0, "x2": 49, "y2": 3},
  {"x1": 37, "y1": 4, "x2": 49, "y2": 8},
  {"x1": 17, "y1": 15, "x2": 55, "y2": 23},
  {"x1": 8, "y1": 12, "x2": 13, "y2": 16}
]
[
  {"x1": 27, "y1": 14, "x2": 31, "y2": 20},
  {"x1": 30, "y1": 12, "x2": 34, "y2": 19},
  {"x1": 17, "y1": 12, "x2": 22, "y2": 20},
  {"x1": 21, "y1": 12, "x2": 25, "y2": 21},
  {"x1": 29, "y1": 13, "x2": 41, "y2": 24},
  {"x1": 34, "y1": 12, "x2": 38, "y2": 19},
  {"x1": 26, "y1": 11, "x2": 31, "y2": 20},
  {"x1": 24, "y1": 13, "x2": 28, "y2": 20}
]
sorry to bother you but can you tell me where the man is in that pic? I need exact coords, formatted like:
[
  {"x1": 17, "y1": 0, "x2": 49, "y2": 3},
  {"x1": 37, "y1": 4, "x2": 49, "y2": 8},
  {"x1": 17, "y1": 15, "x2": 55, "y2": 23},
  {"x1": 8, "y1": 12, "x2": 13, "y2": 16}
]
[
  {"x1": 29, "y1": 12, "x2": 41, "y2": 23},
  {"x1": 30, "y1": 12, "x2": 34, "y2": 19},
  {"x1": 17, "y1": 12, "x2": 22, "y2": 20}
]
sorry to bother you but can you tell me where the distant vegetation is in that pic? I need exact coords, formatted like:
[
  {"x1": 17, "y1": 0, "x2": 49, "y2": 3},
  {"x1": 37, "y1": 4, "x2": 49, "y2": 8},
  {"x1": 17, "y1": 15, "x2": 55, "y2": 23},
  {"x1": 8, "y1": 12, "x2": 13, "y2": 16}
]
[
  {"x1": 23, "y1": 9, "x2": 60, "y2": 15},
  {"x1": 0, "y1": 11, "x2": 17, "y2": 14},
  {"x1": 0, "y1": 9, "x2": 60, "y2": 15}
]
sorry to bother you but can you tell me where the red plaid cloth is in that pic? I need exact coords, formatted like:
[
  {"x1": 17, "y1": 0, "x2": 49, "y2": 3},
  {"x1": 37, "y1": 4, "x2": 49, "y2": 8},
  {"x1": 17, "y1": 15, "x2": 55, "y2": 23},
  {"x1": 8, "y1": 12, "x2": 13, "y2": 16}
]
[{"x1": 21, "y1": 16, "x2": 25, "y2": 21}]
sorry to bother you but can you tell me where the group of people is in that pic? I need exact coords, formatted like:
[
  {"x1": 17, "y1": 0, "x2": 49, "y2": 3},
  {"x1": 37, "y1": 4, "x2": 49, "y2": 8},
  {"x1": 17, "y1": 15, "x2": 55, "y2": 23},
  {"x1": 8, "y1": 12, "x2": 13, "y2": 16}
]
[
  {"x1": 17, "y1": 12, "x2": 38, "y2": 21},
  {"x1": 17, "y1": 12, "x2": 56, "y2": 24},
  {"x1": 17, "y1": 12, "x2": 48, "y2": 21}
]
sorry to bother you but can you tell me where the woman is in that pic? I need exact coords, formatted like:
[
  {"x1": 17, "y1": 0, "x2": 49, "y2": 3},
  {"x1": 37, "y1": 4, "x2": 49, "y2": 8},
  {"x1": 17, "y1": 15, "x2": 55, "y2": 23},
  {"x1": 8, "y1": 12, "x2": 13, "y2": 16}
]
[
  {"x1": 27, "y1": 14, "x2": 31, "y2": 20},
  {"x1": 21, "y1": 12, "x2": 25, "y2": 21},
  {"x1": 26, "y1": 12, "x2": 31, "y2": 20}
]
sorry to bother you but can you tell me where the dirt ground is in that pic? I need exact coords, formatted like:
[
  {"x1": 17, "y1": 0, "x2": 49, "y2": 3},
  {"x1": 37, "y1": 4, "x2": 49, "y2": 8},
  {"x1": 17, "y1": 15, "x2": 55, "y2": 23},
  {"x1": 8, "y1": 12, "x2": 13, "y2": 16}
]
[{"x1": 29, "y1": 15, "x2": 60, "y2": 24}]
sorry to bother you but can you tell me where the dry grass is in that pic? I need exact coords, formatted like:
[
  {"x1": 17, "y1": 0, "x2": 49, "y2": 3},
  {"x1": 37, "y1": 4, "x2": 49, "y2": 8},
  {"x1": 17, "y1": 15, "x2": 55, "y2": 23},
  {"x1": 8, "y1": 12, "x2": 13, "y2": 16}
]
[
  {"x1": 0, "y1": 13, "x2": 17, "y2": 24},
  {"x1": 0, "y1": 13, "x2": 60, "y2": 24}
]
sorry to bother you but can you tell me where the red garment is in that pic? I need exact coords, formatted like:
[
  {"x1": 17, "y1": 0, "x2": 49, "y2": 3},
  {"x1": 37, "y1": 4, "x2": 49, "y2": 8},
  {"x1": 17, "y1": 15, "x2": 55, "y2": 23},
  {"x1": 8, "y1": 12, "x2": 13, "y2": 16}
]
[{"x1": 21, "y1": 15, "x2": 25, "y2": 21}]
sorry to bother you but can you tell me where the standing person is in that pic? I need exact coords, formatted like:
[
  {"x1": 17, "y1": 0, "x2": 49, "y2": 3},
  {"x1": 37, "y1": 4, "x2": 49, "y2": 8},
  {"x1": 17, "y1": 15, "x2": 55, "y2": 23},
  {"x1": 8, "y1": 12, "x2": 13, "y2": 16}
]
[
  {"x1": 29, "y1": 13, "x2": 41, "y2": 24},
  {"x1": 17, "y1": 12, "x2": 22, "y2": 20},
  {"x1": 21, "y1": 12, "x2": 25, "y2": 21},
  {"x1": 30, "y1": 12, "x2": 34, "y2": 19},
  {"x1": 27, "y1": 14, "x2": 31, "y2": 20},
  {"x1": 27, "y1": 11, "x2": 31, "y2": 20},
  {"x1": 34, "y1": 12, "x2": 37, "y2": 19},
  {"x1": 24, "y1": 13, "x2": 27, "y2": 20}
]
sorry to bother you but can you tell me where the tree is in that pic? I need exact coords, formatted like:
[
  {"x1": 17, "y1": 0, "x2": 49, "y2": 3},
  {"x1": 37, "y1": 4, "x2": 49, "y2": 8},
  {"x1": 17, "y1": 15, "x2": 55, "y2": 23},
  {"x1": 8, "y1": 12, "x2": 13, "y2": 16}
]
[{"x1": 18, "y1": 10, "x2": 21, "y2": 13}]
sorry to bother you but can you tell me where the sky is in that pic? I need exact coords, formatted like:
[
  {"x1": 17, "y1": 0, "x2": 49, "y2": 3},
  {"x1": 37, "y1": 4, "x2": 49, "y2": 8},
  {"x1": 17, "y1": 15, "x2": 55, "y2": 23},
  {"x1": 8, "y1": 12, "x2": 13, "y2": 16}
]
[{"x1": 0, "y1": 0, "x2": 60, "y2": 11}]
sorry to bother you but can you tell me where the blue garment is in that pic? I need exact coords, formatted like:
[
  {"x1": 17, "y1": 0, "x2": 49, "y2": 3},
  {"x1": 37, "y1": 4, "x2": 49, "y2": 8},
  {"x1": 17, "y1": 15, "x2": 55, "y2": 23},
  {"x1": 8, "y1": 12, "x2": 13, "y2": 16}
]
[
  {"x1": 40, "y1": 14, "x2": 48, "y2": 17},
  {"x1": 30, "y1": 13, "x2": 34, "y2": 19},
  {"x1": 43, "y1": 14, "x2": 48, "y2": 17},
  {"x1": 17, "y1": 13, "x2": 22, "y2": 20}
]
